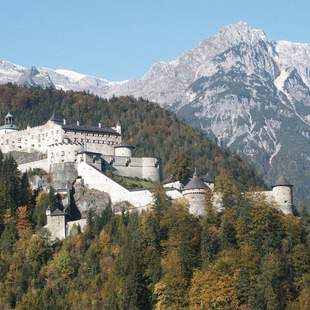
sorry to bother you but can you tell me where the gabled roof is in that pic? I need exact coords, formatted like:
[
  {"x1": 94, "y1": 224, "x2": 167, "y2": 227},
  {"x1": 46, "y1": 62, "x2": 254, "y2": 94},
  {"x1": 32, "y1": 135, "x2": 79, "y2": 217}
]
[
  {"x1": 273, "y1": 176, "x2": 293, "y2": 187},
  {"x1": 51, "y1": 208, "x2": 65, "y2": 216},
  {"x1": 184, "y1": 170, "x2": 208, "y2": 190}
]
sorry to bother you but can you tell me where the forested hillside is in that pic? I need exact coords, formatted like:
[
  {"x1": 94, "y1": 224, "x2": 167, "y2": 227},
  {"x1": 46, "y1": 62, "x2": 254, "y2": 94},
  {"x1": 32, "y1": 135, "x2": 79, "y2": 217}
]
[
  {"x1": 0, "y1": 84, "x2": 309, "y2": 308},
  {"x1": 0, "y1": 160, "x2": 310, "y2": 309},
  {"x1": 0, "y1": 83, "x2": 264, "y2": 190}
]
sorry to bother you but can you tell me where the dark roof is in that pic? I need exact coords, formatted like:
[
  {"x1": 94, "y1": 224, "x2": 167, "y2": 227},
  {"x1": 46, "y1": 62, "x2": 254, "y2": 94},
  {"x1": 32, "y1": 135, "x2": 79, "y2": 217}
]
[
  {"x1": 201, "y1": 173, "x2": 215, "y2": 183},
  {"x1": 184, "y1": 171, "x2": 208, "y2": 190},
  {"x1": 273, "y1": 176, "x2": 293, "y2": 187},
  {"x1": 114, "y1": 142, "x2": 135, "y2": 149},
  {"x1": 51, "y1": 208, "x2": 65, "y2": 216},
  {"x1": 63, "y1": 124, "x2": 120, "y2": 135}
]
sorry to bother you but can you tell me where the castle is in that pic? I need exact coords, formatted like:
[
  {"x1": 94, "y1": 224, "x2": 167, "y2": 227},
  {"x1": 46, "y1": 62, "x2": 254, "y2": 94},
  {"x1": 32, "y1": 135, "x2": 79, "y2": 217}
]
[{"x1": 0, "y1": 113, "x2": 295, "y2": 240}]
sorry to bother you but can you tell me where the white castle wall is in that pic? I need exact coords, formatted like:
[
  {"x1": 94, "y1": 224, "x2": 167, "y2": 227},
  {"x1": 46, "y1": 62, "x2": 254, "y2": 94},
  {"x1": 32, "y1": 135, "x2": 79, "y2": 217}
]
[
  {"x1": 164, "y1": 188, "x2": 183, "y2": 200},
  {"x1": 67, "y1": 219, "x2": 87, "y2": 235},
  {"x1": 77, "y1": 161, "x2": 153, "y2": 210},
  {"x1": 0, "y1": 121, "x2": 63, "y2": 154},
  {"x1": 45, "y1": 213, "x2": 66, "y2": 241},
  {"x1": 115, "y1": 146, "x2": 132, "y2": 157},
  {"x1": 18, "y1": 158, "x2": 49, "y2": 173},
  {"x1": 48, "y1": 141, "x2": 83, "y2": 166},
  {"x1": 103, "y1": 155, "x2": 161, "y2": 182},
  {"x1": 272, "y1": 186, "x2": 293, "y2": 215}
]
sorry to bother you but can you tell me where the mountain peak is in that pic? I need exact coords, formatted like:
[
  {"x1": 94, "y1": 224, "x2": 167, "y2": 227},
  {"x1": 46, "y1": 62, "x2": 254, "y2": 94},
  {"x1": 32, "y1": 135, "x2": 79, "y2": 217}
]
[{"x1": 215, "y1": 21, "x2": 267, "y2": 43}]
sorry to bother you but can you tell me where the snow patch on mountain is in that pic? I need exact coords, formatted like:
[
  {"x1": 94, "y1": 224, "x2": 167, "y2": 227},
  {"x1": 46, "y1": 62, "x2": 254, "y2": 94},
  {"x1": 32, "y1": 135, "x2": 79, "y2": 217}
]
[{"x1": 55, "y1": 69, "x2": 86, "y2": 82}]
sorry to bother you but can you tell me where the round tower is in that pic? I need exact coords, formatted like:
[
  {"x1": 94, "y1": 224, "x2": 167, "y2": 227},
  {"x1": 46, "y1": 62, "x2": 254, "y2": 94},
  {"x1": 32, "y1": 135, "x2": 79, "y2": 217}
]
[
  {"x1": 114, "y1": 142, "x2": 135, "y2": 157},
  {"x1": 182, "y1": 170, "x2": 208, "y2": 217},
  {"x1": 272, "y1": 176, "x2": 293, "y2": 215}
]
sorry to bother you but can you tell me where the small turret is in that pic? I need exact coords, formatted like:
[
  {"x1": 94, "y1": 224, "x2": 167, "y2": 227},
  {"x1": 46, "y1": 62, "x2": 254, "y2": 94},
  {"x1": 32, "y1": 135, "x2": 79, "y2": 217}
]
[
  {"x1": 272, "y1": 176, "x2": 293, "y2": 215},
  {"x1": 182, "y1": 170, "x2": 208, "y2": 217}
]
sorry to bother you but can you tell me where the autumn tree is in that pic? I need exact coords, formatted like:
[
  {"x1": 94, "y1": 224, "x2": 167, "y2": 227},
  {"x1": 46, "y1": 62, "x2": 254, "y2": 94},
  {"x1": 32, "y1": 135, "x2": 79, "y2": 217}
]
[{"x1": 16, "y1": 206, "x2": 32, "y2": 236}]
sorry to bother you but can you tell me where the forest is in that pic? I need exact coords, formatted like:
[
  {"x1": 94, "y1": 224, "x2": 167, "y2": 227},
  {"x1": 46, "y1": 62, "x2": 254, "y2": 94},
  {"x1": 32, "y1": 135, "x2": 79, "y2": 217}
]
[{"x1": 0, "y1": 154, "x2": 309, "y2": 309}]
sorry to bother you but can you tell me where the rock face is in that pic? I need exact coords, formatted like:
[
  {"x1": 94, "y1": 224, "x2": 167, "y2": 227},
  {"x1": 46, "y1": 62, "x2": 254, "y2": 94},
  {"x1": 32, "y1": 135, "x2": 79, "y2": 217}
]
[
  {"x1": 50, "y1": 163, "x2": 78, "y2": 190},
  {"x1": 72, "y1": 182, "x2": 111, "y2": 218},
  {"x1": 2, "y1": 22, "x2": 310, "y2": 204}
]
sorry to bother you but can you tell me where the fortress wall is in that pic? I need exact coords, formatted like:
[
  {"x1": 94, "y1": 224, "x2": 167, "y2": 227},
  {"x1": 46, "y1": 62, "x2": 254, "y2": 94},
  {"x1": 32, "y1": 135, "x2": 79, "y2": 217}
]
[
  {"x1": 18, "y1": 158, "x2": 49, "y2": 173},
  {"x1": 272, "y1": 186, "x2": 293, "y2": 215},
  {"x1": 142, "y1": 158, "x2": 161, "y2": 182},
  {"x1": 84, "y1": 143, "x2": 115, "y2": 155},
  {"x1": 67, "y1": 219, "x2": 87, "y2": 235},
  {"x1": 165, "y1": 189, "x2": 183, "y2": 200},
  {"x1": 48, "y1": 143, "x2": 83, "y2": 165},
  {"x1": 77, "y1": 162, "x2": 153, "y2": 209},
  {"x1": 102, "y1": 155, "x2": 161, "y2": 182},
  {"x1": 115, "y1": 147, "x2": 132, "y2": 157}
]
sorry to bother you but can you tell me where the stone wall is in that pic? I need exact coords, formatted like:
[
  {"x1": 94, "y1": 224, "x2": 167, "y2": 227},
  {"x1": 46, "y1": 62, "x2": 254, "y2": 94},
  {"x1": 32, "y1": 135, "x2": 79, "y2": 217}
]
[
  {"x1": 18, "y1": 158, "x2": 49, "y2": 173},
  {"x1": 45, "y1": 214, "x2": 66, "y2": 240},
  {"x1": 77, "y1": 161, "x2": 153, "y2": 210},
  {"x1": 102, "y1": 155, "x2": 161, "y2": 182},
  {"x1": 48, "y1": 142, "x2": 83, "y2": 166}
]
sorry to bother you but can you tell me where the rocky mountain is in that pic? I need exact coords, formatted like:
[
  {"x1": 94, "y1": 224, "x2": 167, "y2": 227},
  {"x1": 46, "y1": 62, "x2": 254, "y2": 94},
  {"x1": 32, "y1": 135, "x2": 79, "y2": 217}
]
[{"x1": 1, "y1": 22, "x2": 310, "y2": 205}]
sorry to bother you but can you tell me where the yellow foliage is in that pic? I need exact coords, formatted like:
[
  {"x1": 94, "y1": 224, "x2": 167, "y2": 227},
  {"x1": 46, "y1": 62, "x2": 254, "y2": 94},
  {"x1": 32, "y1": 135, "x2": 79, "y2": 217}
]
[
  {"x1": 190, "y1": 269, "x2": 240, "y2": 309},
  {"x1": 98, "y1": 229, "x2": 112, "y2": 250},
  {"x1": 154, "y1": 251, "x2": 189, "y2": 310}
]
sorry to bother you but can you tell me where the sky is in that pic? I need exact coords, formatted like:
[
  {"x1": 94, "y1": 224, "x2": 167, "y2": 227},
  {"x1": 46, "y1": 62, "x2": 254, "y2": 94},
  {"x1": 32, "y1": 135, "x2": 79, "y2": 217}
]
[{"x1": 0, "y1": 0, "x2": 309, "y2": 80}]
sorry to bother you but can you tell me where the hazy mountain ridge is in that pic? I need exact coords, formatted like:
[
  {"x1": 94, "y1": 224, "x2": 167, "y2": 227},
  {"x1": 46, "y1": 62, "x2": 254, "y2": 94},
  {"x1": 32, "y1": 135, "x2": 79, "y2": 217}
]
[{"x1": 1, "y1": 22, "x2": 310, "y2": 204}]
